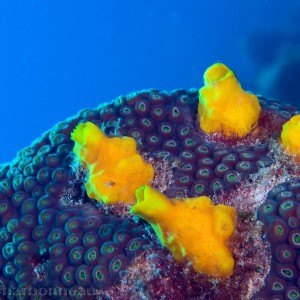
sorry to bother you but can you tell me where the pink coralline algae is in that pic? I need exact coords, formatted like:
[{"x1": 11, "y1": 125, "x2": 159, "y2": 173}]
[{"x1": 0, "y1": 83, "x2": 300, "y2": 300}]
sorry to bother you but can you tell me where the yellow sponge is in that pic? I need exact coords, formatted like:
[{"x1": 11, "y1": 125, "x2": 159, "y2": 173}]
[
  {"x1": 281, "y1": 114, "x2": 300, "y2": 161},
  {"x1": 198, "y1": 63, "x2": 261, "y2": 137},
  {"x1": 71, "y1": 122, "x2": 155, "y2": 205},
  {"x1": 131, "y1": 185, "x2": 236, "y2": 277}
]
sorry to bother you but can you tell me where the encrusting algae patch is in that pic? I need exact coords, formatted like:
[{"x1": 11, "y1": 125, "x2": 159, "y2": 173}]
[
  {"x1": 71, "y1": 121, "x2": 154, "y2": 204},
  {"x1": 131, "y1": 185, "x2": 236, "y2": 277}
]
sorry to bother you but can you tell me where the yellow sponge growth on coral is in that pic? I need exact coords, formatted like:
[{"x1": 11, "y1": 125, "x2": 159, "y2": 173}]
[
  {"x1": 281, "y1": 114, "x2": 300, "y2": 161},
  {"x1": 71, "y1": 122, "x2": 155, "y2": 205},
  {"x1": 198, "y1": 63, "x2": 261, "y2": 137},
  {"x1": 131, "y1": 185, "x2": 236, "y2": 277}
]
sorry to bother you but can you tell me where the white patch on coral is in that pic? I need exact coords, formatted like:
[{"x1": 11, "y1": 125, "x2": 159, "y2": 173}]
[
  {"x1": 59, "y1": 155, "x2": 87, "y2": 208},
  {"x1": 100, "y1": 117, "x2": 124, "y2": 137},
  {"x1": 33, "y1": 261, "x2": 48, "y2": 283},
  {"x1": 144, "y1": 154, "x2": 174, "y2": 193}
]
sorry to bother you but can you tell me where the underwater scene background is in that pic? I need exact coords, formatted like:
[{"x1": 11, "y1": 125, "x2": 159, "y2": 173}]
[{"x1": 1, "y1": 1, "x2": 300, "y2": 300}]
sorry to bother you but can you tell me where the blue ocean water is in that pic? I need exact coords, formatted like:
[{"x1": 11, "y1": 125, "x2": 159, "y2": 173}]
[{"x1": 0, "y1": 0, "x2": 299, "y2": 163}]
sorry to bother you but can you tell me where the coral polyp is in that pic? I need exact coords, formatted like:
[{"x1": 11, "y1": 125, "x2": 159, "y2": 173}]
[{"x1": 0, "y1": 63, "x2": 300, "y2": 299}]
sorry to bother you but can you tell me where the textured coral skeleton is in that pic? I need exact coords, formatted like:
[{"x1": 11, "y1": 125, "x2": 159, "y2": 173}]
[{"x1": 0, "y1": 63, "x2": 300, "y2": 299}]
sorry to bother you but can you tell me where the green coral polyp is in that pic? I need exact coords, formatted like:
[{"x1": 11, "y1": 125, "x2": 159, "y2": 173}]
[
  {"x1": 113, "y1": 260, "x2": 121, "y2": 271},
  {"x1": 282, "y1": 269, "x2": 293, "y2": 277},
  {"x1": 293, "y1": 234, "x2": 300, "y2": 244},
  {"x1": 273, "y1": 283, "x2": 284, "y2": 290},
  {"x1": 277, "y1": 226, "x2": 283, "y2": 235},
  {"x1": 129, "y1": 242, "x2": 139, "y2": 251}
]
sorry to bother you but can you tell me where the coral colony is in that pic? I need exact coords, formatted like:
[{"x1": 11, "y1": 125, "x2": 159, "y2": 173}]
[{"x1": 1, "y1": 63, "x2": 300, "y2": 299}]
